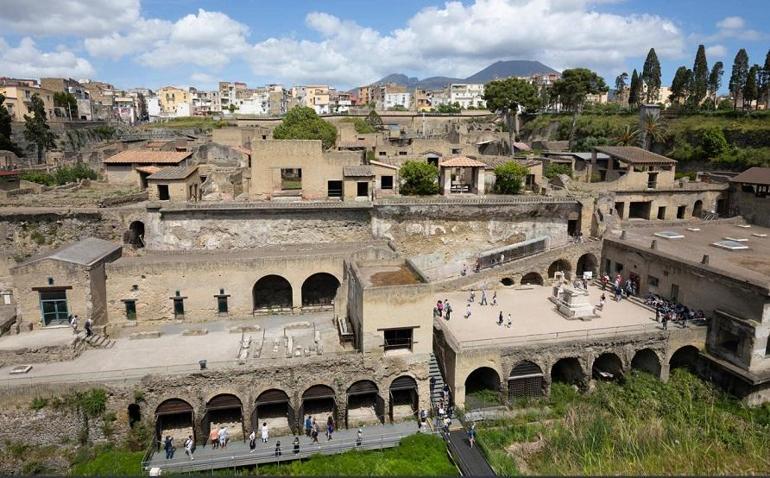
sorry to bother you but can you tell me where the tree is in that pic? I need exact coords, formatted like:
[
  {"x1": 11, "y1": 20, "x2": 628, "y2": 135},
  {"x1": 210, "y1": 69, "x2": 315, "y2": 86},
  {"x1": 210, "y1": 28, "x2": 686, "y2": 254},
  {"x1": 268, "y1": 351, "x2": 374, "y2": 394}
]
[
  {"x1": 365, "y1": 109, "x2": 382, "y2": 131},
  {"x1": 273, "y1": 106, "x2": 337, "y2": 149},
  {"x1": 743, "y1": 64, "x2": 760, "y2": 110},
  {"x1": 759, "y1": 50, "x2": 770, "y2": 107},
  {"x1": 435, "y1": 103, "x2": 461, "y2": 114},
  {"x1": 550, "y1": 68, "x2": 608, "y2": 149},
  {"x1": 614, "y1": 72, "x2": 628, "y2": 104},
  {"x1": 699, "y1": 128, "x2": 728, "y2": 158},
  {"x1": 729, "y1": 48, "x2": 750, "y2": 110},
  {"x1": 707, "y1": 61, "x2": 724, "y2": 108},
  {"x1": 399, "y1": 160, "x2": 438, "y2": 195},
  {"x1": 613, "y1": 125, "x2": 639, "y2": 146},
  {"x1": 53, "y1": 91, "x2": 78, "y2": 119},
  {"x1": 494, "y1": 161, "x2": 529, "y2": 194},
  {"x1": 483, "y1": 78, "x2": 540, "y2": 157},
  {"x1": 689, "y1": 44, "x2": 709, "y2": 105},
  {"x1": 0, "y1": 94, "x2": 20, "y2": 155},
  {"x1": 353, "y1": 118, "x2": 376, "y2": 134},
  {"x1": 669, "y1": 66, "x2": 692, "y2": 105},
  {"x1": 639, "y1": 112, "x2": 666, "y2": 151},
  {"x1": 23, "y1": 94, "x2": 57, "y2": 164},
  {"x1": 628, "y1": 69, "x2": 641, "y2": 106},
  {"x1": 641, "y1": 48, "x2": 662, "y2": 103}
]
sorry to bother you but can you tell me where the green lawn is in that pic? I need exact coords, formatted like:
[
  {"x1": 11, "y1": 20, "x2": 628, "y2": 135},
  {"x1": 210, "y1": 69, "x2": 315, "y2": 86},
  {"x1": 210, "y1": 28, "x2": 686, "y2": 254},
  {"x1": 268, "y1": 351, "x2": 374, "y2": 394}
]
[
  {"x1": 258, "y1": 433, "x2": 457, "y2": 476},
  {"x1": 69, "y1": 448, "x2": 145, "y2": 476},
  {"x1": 477, "y1": 370, "x2": 770, "y2": 476}
]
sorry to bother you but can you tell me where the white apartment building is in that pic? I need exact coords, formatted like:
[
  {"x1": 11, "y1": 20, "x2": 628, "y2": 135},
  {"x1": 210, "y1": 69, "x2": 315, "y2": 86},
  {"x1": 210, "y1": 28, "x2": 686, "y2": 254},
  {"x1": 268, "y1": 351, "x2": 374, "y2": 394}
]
[
  {"x1": 236, "y1": 90, "x2": 271, "y2": 116},
  {"x1": 147, "y1": 96, "x2": 161, "y2": 120},
  {"x1": 190, "y1": 88, "x2": 220, "y2": 115},
  {"x1": 384, "y1": 91, "x2": 411, "y2": 110},
  {"x1": 449, "y1": 83, "x2": 486, "y2": 109}
]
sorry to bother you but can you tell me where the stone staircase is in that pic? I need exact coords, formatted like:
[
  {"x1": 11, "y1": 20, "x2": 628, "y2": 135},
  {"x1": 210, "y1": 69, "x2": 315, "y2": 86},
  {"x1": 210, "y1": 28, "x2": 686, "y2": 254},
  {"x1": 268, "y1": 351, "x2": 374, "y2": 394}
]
[
  {"x1": 74, "y1": 331, "x2": 116, "y2": 351},
  {"x1": 429, "y1": 353, "x2": 447, "y2": 406}
]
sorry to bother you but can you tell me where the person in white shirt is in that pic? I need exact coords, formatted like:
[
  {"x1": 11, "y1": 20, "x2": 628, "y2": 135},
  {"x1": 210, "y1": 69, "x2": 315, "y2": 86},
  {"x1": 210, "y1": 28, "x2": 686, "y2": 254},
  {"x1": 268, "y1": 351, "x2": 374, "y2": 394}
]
[{"x1": 261, "y1": 422, "x2": 269, "y2": 443}]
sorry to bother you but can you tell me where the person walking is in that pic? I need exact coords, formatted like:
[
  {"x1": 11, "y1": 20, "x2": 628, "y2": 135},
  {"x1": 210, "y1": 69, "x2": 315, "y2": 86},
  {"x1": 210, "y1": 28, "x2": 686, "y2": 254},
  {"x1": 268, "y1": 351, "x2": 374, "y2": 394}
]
[
  {"x1": 497, "y1": 311, "x2": 503, "y2": 326},
  {"x1": 437, "y1": 300, "x2": 444, "y2": 318},
  {"x1": 464, "y1": 303, "x2": 472, "y2": 319},
  {"x1": 491, "y1": 291, "x2": 497, "y2": 306},
  {"x1": 249, "y1": 430, "x2": 257, "y2": 453},
  {"x1": 261, "y1": 422, "x2": 269, "y2": 443},
  {"x1": 70, "y1": 314, "x2": 78, "y2": 334},
  {"x1": 84, "y1": 317, "x2": 93, "y2": 338},
  {"x1": 293, "y1": 436, "x2": 300, "y2": 454},
  {"x1": 311, "y1": 420, "x2": 319, "y2": 443},
  {"x1": 506, "y1": 313, "x2": 512, "y2": 328},
  {"x1": 326, "y1": 416, "x2": 334, "y2": 440},
  {"x1": 218, "y1": 426, "x2": 229, "y2": 449},
  {"x1": 209, "y1": 427, "x2": 219, "y2": 449},
  {"x1": 662, "y1": 312, "x2": 669, "y2": 330},
  {"x1": 163, "y1": 436, "x2": 174, "y2": 460},
  {"x1": 468, "y1": 423, "x2": 476, "y2": 448},
  {"x1": 274, "y1": 441, "x2": 282, "y2": 457},
  {"x1": 469, "y1": 289, "x2": 475, "y2": 303},
  {"x1": 305, "y1": 415, "x2": 312, "y2": 437},
  {"x1": 356, "y1": 428, "x2": 363, "y2": 447},
  {"x1": 184, "y1": 435, "x2": 194, "y2": 461},
  {"x1": 480, "y1": 289, "x2": 487, "y2": 306},
  {"x1": 445, "y1": 302, "x2": 452, "y2": 320}
]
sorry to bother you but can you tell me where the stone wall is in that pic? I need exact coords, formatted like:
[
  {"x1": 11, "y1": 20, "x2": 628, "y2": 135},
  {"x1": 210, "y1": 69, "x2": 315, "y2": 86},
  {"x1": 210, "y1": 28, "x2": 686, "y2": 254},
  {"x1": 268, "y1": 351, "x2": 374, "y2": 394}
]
[{"x1": 730, "y1": 188, "x2": 770, "y2": 227}]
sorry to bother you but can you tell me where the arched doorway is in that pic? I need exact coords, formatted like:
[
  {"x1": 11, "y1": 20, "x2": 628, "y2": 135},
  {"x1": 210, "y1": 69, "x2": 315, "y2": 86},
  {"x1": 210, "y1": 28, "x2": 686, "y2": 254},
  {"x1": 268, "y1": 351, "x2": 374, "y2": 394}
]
[
  {"x1": 252, "y1": 275, "x2": 293, "y2": 311},
  {"x1": 301, "y1": 273, "x2": 340, "y2": 308},
  {"x1": 692, "y1": 200, "x2": 703, "y2": 218},
  {"x1": 670, "y1": 345, "x2": 699, "y2": 371},
  {"x1": 464, "y1": 367, "x2": 501, "y2": 409},
  {"x1": 500, "y1": 277, "x2": 514, "y2": 286},
  {"x1": 128, "y1": 404, "x2": 141, "y2": 428},
  {"x1": 127, "y1": 221, "x2": 145, "y2": 248},
  {"x1": 631, "y1": 348, "x2": 661, "y2": 377},
  {"x1": 346, "y1": 380, "x2": 383, "y2": 428},
  {"x1": 254, "y1": 389, "x2": 293, "y2": 436},
  {"x1": 300, "y1": 385, "x2": 337, "y2": 428},
  {"x1": 576, "y1": 253, "x2": 598, "y2": 279},
  {"x1": 521, "y1": 272, "x2": 544, "y2": 286},
  {"x1": 155, "y1": 399, "x2": 194, "y2": 447},
  {"x1": 592, "y1": 353, "x2": 624, "y2": 381},
  {"x1": 389, "y1": 376, "x2": 418, "y2": 423},
  {"x1": 203, "y1": 394, "x2": 244, "y2": 443},
  {"x1": 548, "y1": 259, "x2": 572, "y2": 279},
  {"x1": 551, "y1": 357, "x2": 585, "y2": 387},
  {"x1": 508, "y1": 361, "x2": 544, "y2": 400}
]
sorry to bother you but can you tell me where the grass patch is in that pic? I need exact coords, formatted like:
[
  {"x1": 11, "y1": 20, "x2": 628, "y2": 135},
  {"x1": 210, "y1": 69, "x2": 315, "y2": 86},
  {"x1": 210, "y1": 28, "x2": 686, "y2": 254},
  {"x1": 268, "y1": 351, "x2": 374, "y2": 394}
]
[
  {"x1": 69, "y1": 446, "x2": 144, "y2": 476},
  {"x1": 258, "y1": 433, "x2": 457, "y2": 476},
  {"x1": 143, "y1": 117, "x2": 230, "y2": 130},
  {"x1": 479, "y1": 370, "x2": 770, "y2": 476}
]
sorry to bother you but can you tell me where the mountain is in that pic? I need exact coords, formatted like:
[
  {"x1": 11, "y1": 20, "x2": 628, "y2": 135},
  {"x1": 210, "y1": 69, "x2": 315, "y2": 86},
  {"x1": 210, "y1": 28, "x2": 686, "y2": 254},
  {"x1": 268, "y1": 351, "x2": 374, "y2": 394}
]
[{"x1": 370, "y1": 60, "x2": 559, "y2": 89}]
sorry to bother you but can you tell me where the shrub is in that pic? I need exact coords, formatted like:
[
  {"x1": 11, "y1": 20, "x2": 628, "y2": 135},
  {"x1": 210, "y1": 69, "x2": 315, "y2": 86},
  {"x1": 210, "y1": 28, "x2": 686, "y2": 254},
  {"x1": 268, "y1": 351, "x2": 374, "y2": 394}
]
[
  {"x1": 494, "y1": 161, "x2": 529, "y2": 194},
  {"x1": 544, "y1": 163, "x2": 572, "y2": 179},
  {"x1": 399, "y1": 160, "x2": 439, "y2": 195},
  {"x1": 30, "y1": 397, "x2": 48, "y2": 411},
  {"x1": 699, "y1": 127, "x2": 728, "y2": 158},
  {"x1": 78, "y1": 389, "x2": 107, "y2": 418},
  {"x1": 353, "y1": 118, "x2": 376, "y2": 134},
  {"x1": 21, "y1": 163, "x2": 97, "y2": 186},
  {"x1": 273, "y1": 106, "x2": 337, "y2": 149}
]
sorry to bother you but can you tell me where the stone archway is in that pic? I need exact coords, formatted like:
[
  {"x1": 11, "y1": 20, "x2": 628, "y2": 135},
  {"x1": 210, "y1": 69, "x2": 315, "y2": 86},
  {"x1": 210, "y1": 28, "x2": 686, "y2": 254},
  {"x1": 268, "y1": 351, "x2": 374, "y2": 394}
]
[
  {"x1": 127, "y1": 221, "x2": 145, "y2": 248},
  {"x1": 508, "y1": 361, "x2": 544, "y2": 399},
  {"x1": 551, "y1": 357, "x2": 585, "y2": 387},
  {"x1": 301, "y1": 273, "x2": 340, "y2": 307},
  {"x1": 692, "y1": 200, "x2": 703, "y2": 218},
  {"x1": 520, "y1": 272, "x2": 544, "y2": 286},
  {"x1": 500, "y1": 277, "x2": 515, "y2": 286},
  {"x1": 548, "y1": 259, "x2": 572, "y2": 279},
  {"x1": 464, "y1": 367, "x2": 501, "y2": 409},
  {"x1": 670, "y1": 345, "x2": 699, "y2": 371},
  {"x1": 252, "y1": 275, "x2": 293, "y2": 311},
  {"x1": 631, "y1": 348, "x2": 662, "y2": 377},
  {"x1": 203, "y1": 394, "x2": 245, "y2": 442},
  {"x1": 389, "y1": 376, "x2": 418, "y2": 423},
  {"x1": 592, "y1": 353, "x2": 624, "y2": 381},
  {"x1": 346, "y1": 380, "x2": 384, "y2": 428},
  {"x1": 155, "y1": 398, "x2": 195, "y2": 446},
  {"x1": 576, "y1": 253, "x2": 598, "y2": 278},
  {"x1": 254, "y1": 389, "x2": 293, "y2": 436}
]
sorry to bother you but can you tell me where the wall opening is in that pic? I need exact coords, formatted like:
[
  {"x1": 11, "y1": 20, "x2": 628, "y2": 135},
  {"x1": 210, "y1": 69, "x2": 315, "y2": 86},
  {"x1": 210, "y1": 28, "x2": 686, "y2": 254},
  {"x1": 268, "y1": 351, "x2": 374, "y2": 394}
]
[
  {"x1": 157, "y1": 184, "x2": 170, "y2": 200},
  {"x1": 254, "y1": 389, "x2": 293, "y2": 436},
  {"x1": 548, "y1": 259, "x2": 572, "y2": 279},
  {"x1": 670, "y1": 345, "x2": 699, "y2": 371},
  {"x1": 346, "y1": 380, "x2": 384, "y2": 428},
  {"x1": 614, "y1": 202, "x2": 625, "y2": 219},
  {"x1": 301, "y1": 273, "x2": 340, "y2": 307},
  {"x1": 464, "y1": 367, "x2": 501, "y2": 409},
  {"x1": 520, "y1": 272, "x2": 544, "y2": 286},
  {"x1": 128, "y1": 404, "x2": 141, "y2": 428},
  {"x1": 657, "y1": 206, "x2": 666, "y2": 220},
  {"x1": 592, "y1": 353, "x2": 624, "y2": 382},
  {"x1": 692, "y1": 200, "x2": 703, "y2": 218},
  {"x1": 631, "y1": 348, "x2": 661, "y2": 377},
  {"x1": 203, "y1": 394, "x2": 245, "y2": 443},
  {"x1": 252, "y1": 275, "x2": 293, "y2": 311},
  {"x1": 508, "y1": 361, "x2": 544, "y2": 400},
  {"x1": 327, "y1": 180, "x2": 342, "y2": 198},
  {"x1": 281, "y1": 168, "x2": 302, "y2": 191},
  {"x1": 550, "y1": 357, "x2": 585, "y2": 388},
  {"x1": 155, "y1": 399, "x2": 194, "y2": 447},
  {"x1": 576, "y1": 253, "x2": 598, "y2": 278},
  {"x1": 717, "y1": 328, "x2": 740, "y2": 354},
  {"x1": 500, "y1": 277, "x2": 514, "y2": 286},
  {"x1": 356, "y1": 181, "x2": 369, "y2": 198},
  {"x1": 677, "y1": 205, "x2": 686, "y2": 219},
  {"x1": 389, "y1": 376, "x2": 418, "y2": 423},
  {"x1": 300, "y1": 385, "x2": 337, "y2": 431},
  {"x1": 628, "y1": 201, "x2": 652, "y2": 219},
  {"x1": 127, "y1": 221, "x2": 145, "y2": 248}
]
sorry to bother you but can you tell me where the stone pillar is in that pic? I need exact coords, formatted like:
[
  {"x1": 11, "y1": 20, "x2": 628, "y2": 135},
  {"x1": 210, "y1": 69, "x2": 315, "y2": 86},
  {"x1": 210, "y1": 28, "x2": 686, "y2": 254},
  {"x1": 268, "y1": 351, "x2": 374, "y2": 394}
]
[
  {"x1": 441, "y1": 168, "x2": 451, "y2": 195},
  {"x1": 475, "y1": 168, "x2": 486, "y2": 195},
  {"x1": 292, "y1": 284, "x2": 302, "y2": 314},
  {"x1": 659, "y1": 362, "x2": 671, "y2": 382},
  {"x1": 453, "y1": 384, "x2": 466, "y2": 409}
]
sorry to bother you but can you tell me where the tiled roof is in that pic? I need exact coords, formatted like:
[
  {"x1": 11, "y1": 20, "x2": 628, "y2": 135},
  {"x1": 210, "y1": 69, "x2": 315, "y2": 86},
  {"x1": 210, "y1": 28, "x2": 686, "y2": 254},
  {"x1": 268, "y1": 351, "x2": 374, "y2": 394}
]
[
  {"x1": 730, "y1": 167, "x2": 770, "y2": 185},
  {"x1": 147, "y1": 165, "x2": 198, "y2": 181},
  {"x1": 343, "y1": 165, "x2": 375, "y2": 177},
  {"x1": 103, "y1": 150, "x2": 191, "y2": 165},
  {"x1": 135, "y1": 166, "x2": 161, "y2": 175},
  {"x1": 439, "y1": 156, "x2": 488, "y2": 167},
  {"x1": 594, "y1": 146, "x2": 676, "y2": 165},
  {"x1": 0, "y1": 169, "x2": 19, "y2": 176},
  {"x1": 18, "y1": 237, "x2": 121, "y2": 268}
]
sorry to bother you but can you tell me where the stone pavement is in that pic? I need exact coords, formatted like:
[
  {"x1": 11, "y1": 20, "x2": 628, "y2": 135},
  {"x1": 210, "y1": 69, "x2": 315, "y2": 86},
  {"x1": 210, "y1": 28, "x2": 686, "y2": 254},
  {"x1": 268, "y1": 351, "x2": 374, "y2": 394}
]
[{"x1": 146, "y1": 421, "x2": 423, "y2": 474}]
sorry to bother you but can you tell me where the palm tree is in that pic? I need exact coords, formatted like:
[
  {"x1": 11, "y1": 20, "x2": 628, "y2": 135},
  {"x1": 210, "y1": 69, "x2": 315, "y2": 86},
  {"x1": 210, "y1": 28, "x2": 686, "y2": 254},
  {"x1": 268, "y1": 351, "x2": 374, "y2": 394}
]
[
  {"x1": 613, "y1": 125, "x2": 639, "y2": 146},
  {"x1": 639, "y1": 113, "x2": 666, "y2": 151}
]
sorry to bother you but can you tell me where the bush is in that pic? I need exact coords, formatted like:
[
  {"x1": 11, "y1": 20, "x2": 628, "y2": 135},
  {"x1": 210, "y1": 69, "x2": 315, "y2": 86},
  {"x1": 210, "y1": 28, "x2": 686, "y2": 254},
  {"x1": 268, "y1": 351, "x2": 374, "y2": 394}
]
[
  {"x1": 30, "y1": 397, "x2": 48, "y2": 410},
  {"x1": 273, "y1": 106, "x2": 337, "y2": 149},
  {"x1": 353, "y1": 118, "x2": 377, "y2": 134},
  {"x1": 699, "y1": 127, "x2": 728, "y2": 158},
  {"x1": 21, "y1": 163, "x2": 97, "y2": 186},
  {"x1": 78, "y1": 389, "x2": 107, "y2": 418},
  {"x1": 544, "y1": 163, "x2": 572, "y2": 179},
  {"x1": 494, "y1": 161, "x2": 529, "y2": 194},
  {"x1": 399, "y1": 160, "x2": 439, "y2": 195}
]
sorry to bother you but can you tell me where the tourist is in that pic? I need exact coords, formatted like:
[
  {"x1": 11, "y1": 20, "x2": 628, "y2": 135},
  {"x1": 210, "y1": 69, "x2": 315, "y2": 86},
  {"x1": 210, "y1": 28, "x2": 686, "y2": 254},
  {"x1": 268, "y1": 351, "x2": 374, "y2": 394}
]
[
  {"x1": 614, "y1": 285, "x2": 622, "y2": 302},
  {"x1": 437, "y1": 300, "x2": 444, "y2": 317},
  {"x1": 445, "y1": 302, "x2": 452, "y2": 320},
  {"x1": 327, "y1": 416, "x2": 334, "y2": 440},
  {"x1": 461, "y1": 264, "x2": 467, "y2": 276},
  {"x1": 261, "y1": 422, "x2": 269, "y2": 443},
  {"x1": 311, "y1": 420, "x2": 319, "y2": 443},
  {"x1": 491, "y1": 291, "x2": 497, "y2": 306},
  {"x1": 219, "y1": 426, "x2": 229, "y2": 448},
  {"x1": 464, "y1": 303, "x2": 472, "y2": 319},
  {"x1": 468, "y1": 423, "x2": 476, "y2": 448},
  {"x1": 163, "y1": 436, "x2": 174, "y2": 460},
  {"x1": 438, "y1": 403, "x2": 445, "y2": 420},
  {"x1": 84, "y1": 317, "x2": 93, "y2": 337},
  {"x1": 305, "y1": 415, "x2": 312, "y2": 437},
  {"x1": 356, "y1": 428, "x2": 363, "y2": 447},
  {"x1": 249, "y1": 430, "x2": 256, "y2": 453},
  {"x1": 601, "y1": 274, "x2": 609, "y2": 291},
  {"x1": 506, "y1": 313, "x2": 512, "y2": 328},
  {"x1": 598, "y1": 293, "x2": 606, "y2": 311},
  {"x1": 469, "y1": 289, "x2": 475, "y2": 303},
  {"x1": 662, "y1": 312, "x2": 669, "y2": 330},
  {"x1": 184, "y1": 435, "x2": 194, "y2": 460},
  {"x1": 480, "y1": 289, "x2": 488, "y2": 306},
  {"x1": 498, "y1": 311, "x2": 503, "y2": 326},
  {"x1": 275, "y1": 441, "x2": 282, "y2": 457},
  {"x1": 209, "y1": 427, "x2": 219, "y2": 449},
  {"x1": 443, "y1": 384, "x2": 450, "y2": 402},
  {"x1": 70, "y1": 314, "x2": 78, "y2": 334},
  {"x1": 420, "y1": 408, "x2": 427, "y2": 424},
  {"x1": 443, "y1": 416, "x2": 451, "y2": 433},
  {"x1": 293, "y1": 436, "x2": 300, "y2": 454}
]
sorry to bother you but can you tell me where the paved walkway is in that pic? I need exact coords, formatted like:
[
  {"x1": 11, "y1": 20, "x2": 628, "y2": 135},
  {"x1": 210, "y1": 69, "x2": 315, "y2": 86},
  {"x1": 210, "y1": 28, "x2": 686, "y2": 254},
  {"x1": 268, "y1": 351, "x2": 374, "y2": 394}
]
[
  {"x1": 146, "y1": 421, "x2": 423, "y2": 474},
  {"x1": 447, "y1": 430, "x2": 496, "y2": 476}
]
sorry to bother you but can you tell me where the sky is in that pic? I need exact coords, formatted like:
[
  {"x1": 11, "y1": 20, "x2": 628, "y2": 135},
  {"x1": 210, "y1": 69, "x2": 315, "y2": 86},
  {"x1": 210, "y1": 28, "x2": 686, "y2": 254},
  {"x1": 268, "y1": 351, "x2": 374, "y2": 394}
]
[{"x1": 0, "y1": 0, "x2": 768, "y2": 92}]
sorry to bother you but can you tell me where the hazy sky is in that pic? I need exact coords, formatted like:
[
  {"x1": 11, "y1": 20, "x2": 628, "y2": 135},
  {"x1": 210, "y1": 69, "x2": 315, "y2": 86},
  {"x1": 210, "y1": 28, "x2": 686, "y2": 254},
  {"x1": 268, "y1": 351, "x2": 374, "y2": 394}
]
[{"x1": 0, "y1": 0, "x2": 767, "y2": 91}]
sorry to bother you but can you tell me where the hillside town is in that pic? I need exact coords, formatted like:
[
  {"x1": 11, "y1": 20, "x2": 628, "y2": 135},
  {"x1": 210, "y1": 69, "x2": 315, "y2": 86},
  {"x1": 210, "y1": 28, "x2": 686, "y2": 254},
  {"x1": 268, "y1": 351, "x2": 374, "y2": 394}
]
[{"x1": 1, "y1": 0, "x2": 770, "y2": 476}]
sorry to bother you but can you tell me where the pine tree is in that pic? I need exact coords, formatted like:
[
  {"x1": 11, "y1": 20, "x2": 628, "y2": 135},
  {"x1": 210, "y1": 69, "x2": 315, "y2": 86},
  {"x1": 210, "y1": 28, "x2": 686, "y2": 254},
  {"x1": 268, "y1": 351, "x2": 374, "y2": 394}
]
[
  {"x1": 669, "y1": 67, "x2": 692, "y2": 105},
  {"x1": 743, "y1": 65, "x2": 760, "y2": 110},
  {"x1": 628, "y1": 69, "x2": 641, "y2": 106},
  {"x1": 761, "y1": 50, "x2": 770, "y2": 107},
  {"x1": 614, "y1": 72, "x2": 628, "y2": 104},
  {"x1": 641, "y1": 48, "x2": 662, "y2": 103},
  {"x1": 690, "y1": 44, "x2": 709, "y2": 105},
  {"x1": 23, "y1": 94, "x2": 57, "y2": 164},
  {"x1": 707, "y1": 61, "x2": 724, "y2": 107},
  {"x1": 729, "y1": 48, "x2": 750, "y2": 110}
]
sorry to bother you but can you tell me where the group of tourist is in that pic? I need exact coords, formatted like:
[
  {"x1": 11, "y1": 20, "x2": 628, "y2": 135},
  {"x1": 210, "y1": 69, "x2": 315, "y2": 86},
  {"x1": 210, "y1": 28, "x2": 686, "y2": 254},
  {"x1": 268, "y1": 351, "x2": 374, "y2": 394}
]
[
  {"x1": 601, "y1": 273, "x2": 638, "y2": 301},
  {"x1": 433, "y1": 288, "x2": 513, "y2": 328},
  {"x1": 68, "y1": 314, "x2": 93, "y2": 337},
  {"x1": 645, "y1": 293, "x2": 706, "y2": 329},
  {"x1": 303, "y1": 415, "x2": 336, "y2": 442}
]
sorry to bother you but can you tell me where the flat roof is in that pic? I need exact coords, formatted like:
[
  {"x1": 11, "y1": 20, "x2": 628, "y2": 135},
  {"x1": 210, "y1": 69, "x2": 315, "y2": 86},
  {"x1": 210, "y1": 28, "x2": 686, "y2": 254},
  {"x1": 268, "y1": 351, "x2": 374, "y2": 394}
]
[
  {"x1": 607, "y1": 222, "x2": 770, "y2": 288},
  {"x1": 595, "y1": 146, "x2": 676, "y2": 165},
  {"x1": 18, "y1": 237, "x2": 121, "y2": 268},
  {"x1": 104, "y1": 150, "x2": 192, "y2": 165}
]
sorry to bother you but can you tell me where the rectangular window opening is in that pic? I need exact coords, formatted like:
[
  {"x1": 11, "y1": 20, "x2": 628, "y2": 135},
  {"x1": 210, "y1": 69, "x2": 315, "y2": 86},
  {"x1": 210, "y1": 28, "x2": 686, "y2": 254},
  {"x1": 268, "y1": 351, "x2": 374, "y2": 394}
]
[
  {"x1": 124, "y1": 300, "x2": 137, "y2": 320},
  {"x1": 657, "y1": 206, "x2": 666, "y2": 220},
  {"x1": 157, "y1": 184, "x2": 170, "y2": 200},
  {"x1": 383, "y1": 328, "x2": 413, "y2": 352},
  {"x1": 677, "y1": 205, "x2": 686, "y2": 219},
  {"x1": 39, "y1": 290, "x2": 68, "y2": 326},
  {"x1": 648, "y1": 275, "x2": 659, "y2": 287},
  {"x1": 280, "y1": 168, "x2": 302, "y2": 191},
  {"x1": 327, "y1": 180, "x2": 342, "y2": 198},
  {"x1": 217, "y1": 296, "x2": 228, "y2": 314},
  {"x1": 356, "y1": 181, "x2": 369, "y2": 197},
  {"x1": 173, "y1": 298, "x2": 185, "y2": 318},
  {"x1": 380, "y1": 176, "x2": 393, "y2": 190}
]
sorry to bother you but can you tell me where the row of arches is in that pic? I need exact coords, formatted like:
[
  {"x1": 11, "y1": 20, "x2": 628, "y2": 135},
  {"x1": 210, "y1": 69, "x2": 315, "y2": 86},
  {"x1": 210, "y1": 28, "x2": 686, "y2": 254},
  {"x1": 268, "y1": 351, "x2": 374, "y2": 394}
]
[
  {"x1": 500, "y1": 253, "x2": 599, "y2": 287},
  {"x1": 251, "y1": 272, "x2": 340, "y2": 309},
  {"x1": 463, "y1": 345, "x2": 700, "y2": 406},
  {"x1": 152, "y1": 376, "x2": 419, "y2": 445}
]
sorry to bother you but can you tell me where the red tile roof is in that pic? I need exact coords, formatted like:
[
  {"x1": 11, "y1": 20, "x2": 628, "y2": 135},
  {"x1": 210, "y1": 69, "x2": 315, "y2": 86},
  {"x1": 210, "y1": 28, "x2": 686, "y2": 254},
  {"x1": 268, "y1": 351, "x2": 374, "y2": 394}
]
[
  {"x1": 103, "y1": 150, "x2": 191, "y2": 165},
  {"x1": 730, "y1": 167, "x2": 770, "y2": 186},
  {"x1": 439, "y1": 156, "x2": 488, "y2": 168}
]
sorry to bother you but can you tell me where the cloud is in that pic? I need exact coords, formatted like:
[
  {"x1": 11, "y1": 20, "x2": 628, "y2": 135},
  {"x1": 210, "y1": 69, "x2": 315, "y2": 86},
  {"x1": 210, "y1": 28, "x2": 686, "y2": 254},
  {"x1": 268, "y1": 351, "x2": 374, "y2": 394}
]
[
  {"x1": 716, "y1": 16, "x2": 744, "y2": 30},
  {"x1": 84, "y1": 18, "x2": 172, "y2": 59},
  {"x1": 712, "y1": 16, "x2": 764, "y2": 41},
  {"x1": 0, "y1": 0, "x2": 140, "y2": 36},
  {"x1": 705, "y1": 44, "x2": 727, "y2": 59},
  {"x1": 245, "y1": 0, "x2": 685, "y2": 87},
  {"x1": 190, "y1": 72, "x2": 218, "y2": 88},
  {"x1": 0, "y1": 37, "x2": 94, "y2": 79}
]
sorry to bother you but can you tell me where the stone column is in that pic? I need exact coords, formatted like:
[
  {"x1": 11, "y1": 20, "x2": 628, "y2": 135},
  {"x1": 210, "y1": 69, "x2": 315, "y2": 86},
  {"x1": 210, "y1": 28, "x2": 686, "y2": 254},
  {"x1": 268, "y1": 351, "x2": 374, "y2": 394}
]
[
  {"x1": 292, "y1": 284, "x2": 302, "y2": 314},
  {"x1": 475, "y1": 168, "x2": 486, "y2": 195},
  {"x1": 441, "y1": 168, "x2": 451, "y2": 195}
]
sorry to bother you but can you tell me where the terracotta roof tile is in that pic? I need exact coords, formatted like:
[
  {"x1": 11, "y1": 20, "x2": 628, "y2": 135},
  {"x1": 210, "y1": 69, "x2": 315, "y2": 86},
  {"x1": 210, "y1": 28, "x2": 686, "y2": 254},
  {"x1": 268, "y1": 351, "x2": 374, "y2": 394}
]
[
  {"x1": 730, "y1": 167, "x2": 770, "y2": 185},
  {"x1": 103, "y1": 150, "x2": 191, "y2": 165},
  {"x1": 594, "y1": 146, "x2": 676, "y2": 165},
  {"x1": 439, "y1": 156, "x2": 488, "y2": 167}
]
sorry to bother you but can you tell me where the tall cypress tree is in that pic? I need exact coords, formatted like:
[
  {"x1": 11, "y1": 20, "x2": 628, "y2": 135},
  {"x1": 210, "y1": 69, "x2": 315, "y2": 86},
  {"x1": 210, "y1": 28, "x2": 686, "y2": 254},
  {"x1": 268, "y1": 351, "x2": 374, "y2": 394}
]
[
  {"x1": 729, "y1": 48, "x2": 750, "y2": 110},
  {"x1": 23, "y1": 94, "x2": 57, "y2": 164},
  {"x1": 0, "y1": 94, "x2": 19, "y2": 155},
  {"x1": 641, "y1": 48, "x2": 662, "y2": 103},
  {"x1": 670, "y1": 66, "x2": 692, "y2": 105},
  {"x1": 743, "y1": 65, "x2": 759, "y2": 110},
  {"x1": 761, "y1": 50, "x2": 770, "y2": 107},
  {"x1": 690, "y1": 44, "x2": 709, "y2": 105},
  {"x1": 628, "y1": 69, "x2": 641, "y2": 106},
  {"x1": 707, "y1": 61, "x2": 724, "y2": 107}
]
